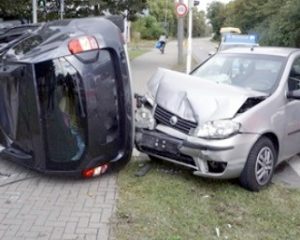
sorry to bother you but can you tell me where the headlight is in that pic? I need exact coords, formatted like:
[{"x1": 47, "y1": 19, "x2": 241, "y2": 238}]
[
  {"x1": 196, "y1": 120, "x2": 241, "y2": 139},
  {"x1": 135, "y1": 107, "x2": 155, "y2": 130}
]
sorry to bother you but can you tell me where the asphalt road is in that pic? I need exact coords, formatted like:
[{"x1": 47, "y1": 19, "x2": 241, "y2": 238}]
[{"x1": 192, "y1": 37, "x2": 217, "y2": 63}]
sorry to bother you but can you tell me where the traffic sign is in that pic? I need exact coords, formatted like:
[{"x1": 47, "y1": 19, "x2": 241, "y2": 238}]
[{"x1": 175, "y1": 3, "x2": 188, "y2": 18}]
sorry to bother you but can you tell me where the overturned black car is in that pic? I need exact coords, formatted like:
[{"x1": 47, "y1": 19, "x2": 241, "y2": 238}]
[{"x1": 0, "y1": 17, "x2": 133, "y2": 177}]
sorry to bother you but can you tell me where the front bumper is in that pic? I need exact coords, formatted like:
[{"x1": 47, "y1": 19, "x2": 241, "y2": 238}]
[{"x1": 135, "y1": 127, "x2": 260, "y2": 179}]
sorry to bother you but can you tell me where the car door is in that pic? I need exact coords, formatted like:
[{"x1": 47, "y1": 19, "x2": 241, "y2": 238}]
[{"x1": 283, "y1": 57, "x2": 300, "y2": 157}]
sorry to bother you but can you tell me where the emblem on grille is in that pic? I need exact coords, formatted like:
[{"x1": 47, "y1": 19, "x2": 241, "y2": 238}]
[{"x1": 169, "y1": 116, "x2": 178, "y2": 126}]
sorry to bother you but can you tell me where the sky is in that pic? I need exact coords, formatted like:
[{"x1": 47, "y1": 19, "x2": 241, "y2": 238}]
[
  {"x1": 198, "y1": 0, "x2": 232, "y2": 12},
  {"x1": 182, "y1": 0, "x2": 232, "y2": 12}
]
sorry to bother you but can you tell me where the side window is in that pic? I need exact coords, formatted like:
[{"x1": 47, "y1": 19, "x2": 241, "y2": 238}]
[
  {"x1": 288, "y1": 58, "x2": 300, "y2": 91},
  {"x1": 35, "y1": 58, "x2": 86, "y2": 165}
]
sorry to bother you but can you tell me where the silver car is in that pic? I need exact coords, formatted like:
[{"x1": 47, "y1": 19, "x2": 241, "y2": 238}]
[{"x1": 135, "y1": 47, "x2": 300, "y2": 191}]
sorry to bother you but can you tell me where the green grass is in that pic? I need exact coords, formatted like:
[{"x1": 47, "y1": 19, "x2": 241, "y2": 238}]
[
  {"x1": 128, "y1": 40, "x2": 155, "y2": 60},
  {"x1": 113, "y1": 159, "x2": 300, "y2": 240}
]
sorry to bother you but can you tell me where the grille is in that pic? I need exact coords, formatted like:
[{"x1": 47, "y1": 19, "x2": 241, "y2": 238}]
[{"x1": 154, "y1": 105, "x2": 197, "y2": 134}]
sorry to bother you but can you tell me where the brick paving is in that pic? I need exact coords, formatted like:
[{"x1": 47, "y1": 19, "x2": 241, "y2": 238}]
[{"x1": 0, "y1": 158, "x2": 117, "y2": 240}]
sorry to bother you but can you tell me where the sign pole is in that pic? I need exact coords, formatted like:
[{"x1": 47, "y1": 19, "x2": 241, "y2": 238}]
[
  {"x1": 60, "y1": 0, "x2": 64, "y2": 20},
  {"x1": 186, "y1": 0, "x2": 193, "y2": 74},
  {"x1": 32, "y1": 0, "x2": 37, "y2": 23},
  {"x1": 176, "y1": 0, "x2": 187, "y2": 65}
]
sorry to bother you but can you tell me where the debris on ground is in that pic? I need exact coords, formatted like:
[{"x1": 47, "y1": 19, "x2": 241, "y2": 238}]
[
  {"x1": 215, "y1": 227, "x2": 220, "y2": 238},
  {"x1": 135, "y1": 162, "x2": 152, "y2": 177}
]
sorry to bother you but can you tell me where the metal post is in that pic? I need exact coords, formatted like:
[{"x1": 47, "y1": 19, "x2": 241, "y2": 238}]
[
  {"x1": 32, "y1": 0, "x2": 38, "y2": 23},
  {"x1": 124, "y1": 10, "x2": 129, "y2": 43},
  {"x1": 60, "y1": 0, "x2": 64, "y2": 20},
  {"x1": 164, "y1": 0, "x2": 168, "y2": 30},
  {"x1": 177, "y1": 0, "x2": 184, "y2": 65},
  {"x1": 186, "y1": 0, "x2": 193, "y2": 74}
]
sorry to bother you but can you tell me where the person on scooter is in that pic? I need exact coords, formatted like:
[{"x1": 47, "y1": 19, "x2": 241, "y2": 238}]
[{"x1": 158, "y1": 34, "x2": 167, "y2": 54}]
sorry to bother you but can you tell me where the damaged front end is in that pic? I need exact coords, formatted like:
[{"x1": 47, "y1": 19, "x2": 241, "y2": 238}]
[{"x1": 135, "y1": 68, "x2": 266, "y2": 179}]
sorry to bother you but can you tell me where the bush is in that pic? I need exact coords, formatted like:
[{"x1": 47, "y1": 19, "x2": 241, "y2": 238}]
[{"x1": 132, "y1": 16, "x2": 164, "y2": 40}]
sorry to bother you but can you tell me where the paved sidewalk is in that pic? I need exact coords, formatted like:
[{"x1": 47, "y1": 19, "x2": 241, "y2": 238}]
[
  {"x1": 0, "y1": 158, "x2": 116, "y2": 240},
  {"x1": 131, "y1": 40, "x2": 179, "y2": 95}
]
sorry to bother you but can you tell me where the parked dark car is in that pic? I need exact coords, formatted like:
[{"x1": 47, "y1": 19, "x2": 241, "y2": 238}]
[{"x1": 0, "y1": 17, "x2": 133, "y2": 177}]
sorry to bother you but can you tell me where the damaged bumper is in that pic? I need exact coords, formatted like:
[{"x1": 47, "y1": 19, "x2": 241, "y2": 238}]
[{"x1": 135, "y1": 127, "x2": 260, "y2": 179}]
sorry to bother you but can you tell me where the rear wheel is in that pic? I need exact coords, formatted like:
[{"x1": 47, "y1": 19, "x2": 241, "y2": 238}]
[{"x1": 239, "y1": 137, "x2": 276, "y2": 191}]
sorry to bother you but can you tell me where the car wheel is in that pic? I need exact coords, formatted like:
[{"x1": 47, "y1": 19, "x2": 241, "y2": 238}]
[{"x1": 239, "y1": 137, "x2": 276, "y2": 191}]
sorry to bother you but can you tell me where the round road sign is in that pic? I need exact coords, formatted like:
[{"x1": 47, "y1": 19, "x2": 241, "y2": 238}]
[{"x1": 175, "y1": 3, "x2": 188, "y2": 17}]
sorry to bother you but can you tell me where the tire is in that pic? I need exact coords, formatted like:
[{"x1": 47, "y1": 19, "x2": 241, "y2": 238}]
[{"x1": 239, "y1": 137, "x2": 277, "y2": 191}]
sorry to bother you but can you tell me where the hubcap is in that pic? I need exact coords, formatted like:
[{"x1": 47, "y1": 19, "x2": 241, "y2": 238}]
[{"x1": 255, "y1": 146, "x2": 274, "y2": 186}]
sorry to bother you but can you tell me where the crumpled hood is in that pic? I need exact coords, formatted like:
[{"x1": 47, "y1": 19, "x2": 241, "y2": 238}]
[{"x1": 147, "y1": 68, "x2": 266, "y2": 125}]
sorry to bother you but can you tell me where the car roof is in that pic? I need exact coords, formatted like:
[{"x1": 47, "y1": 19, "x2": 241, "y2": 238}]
[{"x1": 220, "y1": 46, "x2": 300, "y2": 57}]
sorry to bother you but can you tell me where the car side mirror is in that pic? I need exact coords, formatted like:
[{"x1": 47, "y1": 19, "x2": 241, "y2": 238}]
[{"x1": 287, "y1": 90, "x2": 300, "y2": 100}]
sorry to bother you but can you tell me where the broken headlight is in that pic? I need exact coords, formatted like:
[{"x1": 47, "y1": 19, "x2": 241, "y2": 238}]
[
  {"x1": 196, "y1": 120, "x2": 241, "y2": 139},
  {"x1": 135, "y1": 106, "x2": 155, "y2": 130}
]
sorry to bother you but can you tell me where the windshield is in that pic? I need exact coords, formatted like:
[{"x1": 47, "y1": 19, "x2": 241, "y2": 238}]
[{"x1": 191, "y1": 53, "x2": 285, "y2": 93}]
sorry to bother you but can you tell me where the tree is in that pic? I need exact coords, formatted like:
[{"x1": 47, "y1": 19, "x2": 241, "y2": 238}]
[
  {"x1": 206, "y1": 1, "x2": 226, "y2": 40},
  {"x1": 132, "y1": 15, "x2": 164, "y2": 40},
  {"x1": 206, "y1": 0, "x2": 300, "y2": 47},
  {"x1": 191, "y1": 9, "x2": 206, "y2": 37},
  {"x1": 89, "y1": 0, "x2": 147, "y2": 21},
  {"x1": 0, "y1": 0, "x2": 32, "y2": 21},
  {"x1": 259, "y1": 0, "x2": 300, "y2": 47},
  {"x1": 0, "y1": 0, "x2": 147, "y2": 22},
  {"x1": 147, "y1": 0, "x2": 177, "y2": 36}
]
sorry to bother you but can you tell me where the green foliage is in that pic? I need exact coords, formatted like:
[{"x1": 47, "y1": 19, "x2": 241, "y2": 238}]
[
  {"x1": 192, "y1": 10, "x2": 207, "y2": 37},
  {"x1": 89, "y1": 0, "x2": 147, "y2": 21},
  {"x1": 147, "y1": 0, "x2": 177, "y2": 36},
  {"x1": 206, "y1": 0, "x2": 300, "y2": 47},
  {"x1": 132, "y1": 15, "x2": 163, "y2": 40},
  {"x1": 259, "y1": 0, "x2": 300, "y2": 47},
  {"x1": 206, "y1": 1, "x2": 226, "y2": 40},
  {"x1": 0, "y1": 0, "x2": 147, "y2": 22},
  {"x1": 0, "y1": 0, "x2": 32, "y2": 20}
]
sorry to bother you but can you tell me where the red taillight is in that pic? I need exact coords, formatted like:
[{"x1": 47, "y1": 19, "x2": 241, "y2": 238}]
[
  {"x1": 68, "y1": 36, "x2": 99, "y2": 54},
  {"x1": 82, "y1": 168, "x2": 94, "y2": 178},
  {"x1": 82, "y1": 164, "x2": 109, "y2": 178}
]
